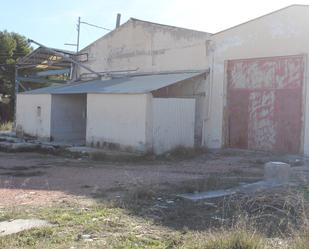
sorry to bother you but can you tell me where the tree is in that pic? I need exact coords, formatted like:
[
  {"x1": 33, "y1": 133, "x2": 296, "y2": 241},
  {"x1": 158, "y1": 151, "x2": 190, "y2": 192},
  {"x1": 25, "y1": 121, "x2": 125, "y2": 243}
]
[{"x1": 0, "y1": 31, "x2": 32, "y2": 121}]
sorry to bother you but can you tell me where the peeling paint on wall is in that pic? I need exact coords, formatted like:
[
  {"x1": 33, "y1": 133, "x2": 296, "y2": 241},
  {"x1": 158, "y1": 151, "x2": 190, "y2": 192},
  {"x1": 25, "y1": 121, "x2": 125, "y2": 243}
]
[
  {"x1": 78, "y1": 19, "x2": 210, "y2": 75},
  {"x1": 227, "y1": 55, "x2": 304, "y2": 153}
]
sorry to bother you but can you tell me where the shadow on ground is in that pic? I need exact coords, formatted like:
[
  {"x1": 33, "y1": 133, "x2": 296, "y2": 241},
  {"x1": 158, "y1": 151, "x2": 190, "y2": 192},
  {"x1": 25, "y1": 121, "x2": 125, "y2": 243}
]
[{"x1": 0, "y1": 149, "x2": 307, "y2": 236}]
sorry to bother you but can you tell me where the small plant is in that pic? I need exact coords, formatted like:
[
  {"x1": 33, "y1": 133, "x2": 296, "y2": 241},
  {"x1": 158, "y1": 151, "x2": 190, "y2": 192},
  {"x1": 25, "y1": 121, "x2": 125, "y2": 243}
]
[{"x1": 0, "y1": 121, "x2": 12, "y2": 131}]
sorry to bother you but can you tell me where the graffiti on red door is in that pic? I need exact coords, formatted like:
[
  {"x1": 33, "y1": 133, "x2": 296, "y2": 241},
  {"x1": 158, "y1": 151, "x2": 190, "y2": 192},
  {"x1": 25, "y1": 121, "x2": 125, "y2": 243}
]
[{"x1": 227, "y1": 55, "x2": 304, "y2": 153}]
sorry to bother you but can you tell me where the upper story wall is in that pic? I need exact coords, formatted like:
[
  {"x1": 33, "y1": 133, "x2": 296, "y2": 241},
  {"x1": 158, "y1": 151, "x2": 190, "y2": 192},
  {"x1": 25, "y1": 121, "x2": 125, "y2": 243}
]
[
  {"x1": 78, "y1": 19, "x2": 211, "y2": 76},
  {"x1": 211, "y1": 5, "x2": 309, "y2": 60}
]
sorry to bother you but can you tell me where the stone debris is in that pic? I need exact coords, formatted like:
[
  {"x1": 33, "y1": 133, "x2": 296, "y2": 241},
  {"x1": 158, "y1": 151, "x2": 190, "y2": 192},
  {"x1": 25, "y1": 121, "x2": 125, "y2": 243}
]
[
  {"x1": 0, "y1": 136, "x2": 23, "y2": 143},
  {"x1": 81, "y1": 234, "x2": 92, "y2": 239},
  {"x1": 154, "y1": 204, "x2": 168, "y2": 209},
  {"x1": 0, "y1": 133, "x2": 143, "y2": 161},
  {"x1": 0, "y1": 219, "x2": 51, "y2": 236},
  {"x1": 0, "y1": 132, "x2": 64, "y2": 153},
  {"x1": 0, "y1": 131, "x2": 16, "y2": 137},
  {"x1": 0, "y1": 142, "x2": 39, "y2": 151},
  {"x1": 39, "y1": 144, "x2": 57, "y2": 152},
  {"x1": 78, "y1": 234, "x2": 94, "y2": 242},
  {"x1": 67, "y1": 146, "x2": 99, "y2": 154}
]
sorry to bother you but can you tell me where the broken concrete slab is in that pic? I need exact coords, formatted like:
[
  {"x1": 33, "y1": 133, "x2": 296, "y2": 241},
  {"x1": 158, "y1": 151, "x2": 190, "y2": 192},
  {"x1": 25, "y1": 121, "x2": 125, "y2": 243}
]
[
  {"x1": 0, "y1": 142, "x2": 39, "y2": 152},
  {"x1": 0, "y1": 131, "x2": 16, "y2": 137},
  {"x1": 178, "y1": 161, "x2": 292, "y2": 201},
  {"x1": 177, "y1": 180, "x2": 285, "y2": 201},
  {"x1": 0, "y1": 136, "x2": 24, "y2": 143},
  {"x1": 178, "y1": 189, "x2": 237, "y2": 201},
  {"x1": 0, "y1": 219, "x2": 51, "y2": 236}
]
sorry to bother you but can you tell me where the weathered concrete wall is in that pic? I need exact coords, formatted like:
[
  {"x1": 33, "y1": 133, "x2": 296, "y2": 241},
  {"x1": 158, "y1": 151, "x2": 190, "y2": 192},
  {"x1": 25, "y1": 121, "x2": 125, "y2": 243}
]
[
  {"x1": 16, "y1": 94, "x2": 51, "y2": 139},
  {"x1": 152, "y1": 74, "x2": 208, "y2": 146},
  {"x1": 86, "y1": 93, "x2": 196, "y2": 154},
  {"x1": 79, "y1": 19, "x2": 210, "y2": 76},
  {"x1": 51, "y1": 94, "x2": 87, "y2": 143},
  {"x1": 207, "y1": 5, "x2": 309, "y2": 155},
  {"x1": 86, "y1": 93, "x2": 150, "y2": 151}
]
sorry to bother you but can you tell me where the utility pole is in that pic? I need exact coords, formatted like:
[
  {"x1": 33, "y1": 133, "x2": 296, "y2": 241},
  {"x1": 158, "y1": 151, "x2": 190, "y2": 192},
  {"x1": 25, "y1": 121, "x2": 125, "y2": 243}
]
[
  {"x1": 76, "y1": 17, "x2": 81, "y2": 53},
  {"x1": 65, "y1": 16, "x2": 113, "y2": 52},
  {"x1": 64, "y1": 16, "x2": 113, "y2": 79},
  {"x1": 13, "y1": 66, "x2": 19, "y2": 128}
]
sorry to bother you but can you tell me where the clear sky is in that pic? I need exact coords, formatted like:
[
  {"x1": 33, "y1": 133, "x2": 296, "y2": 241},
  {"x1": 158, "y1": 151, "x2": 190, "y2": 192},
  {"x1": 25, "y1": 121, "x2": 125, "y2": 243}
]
[{"x1": 1, "y1": 0, "x2": 309, "y2": 51}]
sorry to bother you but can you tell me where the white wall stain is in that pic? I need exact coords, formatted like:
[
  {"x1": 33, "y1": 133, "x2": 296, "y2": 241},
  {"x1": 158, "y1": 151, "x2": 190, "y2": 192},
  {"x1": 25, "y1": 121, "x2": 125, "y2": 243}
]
[{"x1": 269, "y1": 18, "x2": 301, "y2": 39}]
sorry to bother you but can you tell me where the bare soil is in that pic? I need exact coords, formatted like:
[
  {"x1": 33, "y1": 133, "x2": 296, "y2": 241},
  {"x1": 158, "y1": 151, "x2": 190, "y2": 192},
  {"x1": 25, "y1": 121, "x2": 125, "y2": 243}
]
[
  {"x1": 0, "y1": 149, "x2": 308, "y2": 248},
  {"x1": 0, "y1": 149, "x2": 302, "y2": 207}
]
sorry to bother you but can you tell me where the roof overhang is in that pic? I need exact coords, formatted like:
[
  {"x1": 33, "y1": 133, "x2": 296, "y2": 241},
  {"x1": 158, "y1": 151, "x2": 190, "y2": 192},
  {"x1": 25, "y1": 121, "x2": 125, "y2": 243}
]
[{"x1": 20, "y1": 71, "x2": 207, "y2": 95}]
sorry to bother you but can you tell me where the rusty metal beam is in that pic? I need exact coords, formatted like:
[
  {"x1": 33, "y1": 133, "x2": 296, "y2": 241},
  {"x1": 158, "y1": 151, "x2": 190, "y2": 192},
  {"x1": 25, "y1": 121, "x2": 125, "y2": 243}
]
[{"x1": 28, "y1": 39, "x2": 100, "y2": 77}]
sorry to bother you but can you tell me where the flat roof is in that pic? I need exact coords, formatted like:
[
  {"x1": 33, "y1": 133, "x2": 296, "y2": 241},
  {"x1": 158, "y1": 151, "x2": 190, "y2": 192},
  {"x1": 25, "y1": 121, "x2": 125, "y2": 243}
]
[{"x1": 20, "y1": 72, "x2": 205, "y2": 95}]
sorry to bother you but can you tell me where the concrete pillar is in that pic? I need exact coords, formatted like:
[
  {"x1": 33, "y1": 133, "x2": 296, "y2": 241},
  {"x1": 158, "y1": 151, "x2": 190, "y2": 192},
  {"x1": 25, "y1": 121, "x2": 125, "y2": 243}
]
[{"x1": 264, "y1": 162, "x2": 291, "y2": 183}]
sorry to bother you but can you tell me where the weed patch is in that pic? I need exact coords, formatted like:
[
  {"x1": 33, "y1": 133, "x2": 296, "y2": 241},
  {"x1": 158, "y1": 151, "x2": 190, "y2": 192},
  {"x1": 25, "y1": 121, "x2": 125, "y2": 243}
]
[{"x1": 0, "y1": 122, "x2": 12, "y2": 131}]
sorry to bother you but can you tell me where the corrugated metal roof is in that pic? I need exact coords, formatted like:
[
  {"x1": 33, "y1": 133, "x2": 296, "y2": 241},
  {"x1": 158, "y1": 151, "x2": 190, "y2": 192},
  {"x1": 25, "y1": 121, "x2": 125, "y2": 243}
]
[{"x1": 21, "y1": 72, "x2": 204, "y2": 95}]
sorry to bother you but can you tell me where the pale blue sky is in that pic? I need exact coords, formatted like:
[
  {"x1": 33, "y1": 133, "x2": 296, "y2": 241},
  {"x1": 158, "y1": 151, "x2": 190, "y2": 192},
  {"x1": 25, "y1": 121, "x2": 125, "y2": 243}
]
[{"x1": 1, "y1": 0, "x2": 308, "y2": 51}]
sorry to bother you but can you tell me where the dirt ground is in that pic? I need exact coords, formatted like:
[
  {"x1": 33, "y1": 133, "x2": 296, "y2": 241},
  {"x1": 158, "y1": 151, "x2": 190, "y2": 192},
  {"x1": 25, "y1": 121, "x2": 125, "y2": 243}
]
[
  {"x1": 0, "y1": 149, "x2": 304, "y2": 207},
  {"x1": 1, "y1": 149, "x2": 309, "y2": 248}
]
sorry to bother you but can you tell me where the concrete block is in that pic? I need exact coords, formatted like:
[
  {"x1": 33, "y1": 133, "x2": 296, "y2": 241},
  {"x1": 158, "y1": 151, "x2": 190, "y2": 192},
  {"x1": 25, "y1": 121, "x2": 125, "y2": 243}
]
[
  {"x1": 264, "y1": 162, "x2": 291, "y2": 183},
  {"x1": 0, "y1": 219, "x2": 50, "y2": 236}
]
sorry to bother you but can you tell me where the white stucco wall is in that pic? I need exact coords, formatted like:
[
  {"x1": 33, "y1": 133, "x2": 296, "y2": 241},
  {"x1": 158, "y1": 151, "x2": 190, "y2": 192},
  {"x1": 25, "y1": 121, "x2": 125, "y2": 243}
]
[
  {"x1": 86, "y1": 93, "x2": 196, "y2": 153},
  {"x1": 16, "y1": 94, "x2": 51, "y2": 139},
  {"x1": 206, "y1": 5, "x2": 309, "y2": 155},
  {"x1": 51, "y1": 94, "x2": 87, "y2": 143},
  {"x1": 79, "y1": 19, "x2": 210, "y2": 76},
  {"x1": 86, "y1": 93, "x2": 150, "y2": 151}
]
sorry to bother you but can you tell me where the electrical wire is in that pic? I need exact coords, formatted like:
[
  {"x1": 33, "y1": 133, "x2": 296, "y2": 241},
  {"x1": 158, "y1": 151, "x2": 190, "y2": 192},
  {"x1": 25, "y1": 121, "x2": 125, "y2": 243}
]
[{"x1": 80, "y1": 21, "x2": 112, "y2": 31}]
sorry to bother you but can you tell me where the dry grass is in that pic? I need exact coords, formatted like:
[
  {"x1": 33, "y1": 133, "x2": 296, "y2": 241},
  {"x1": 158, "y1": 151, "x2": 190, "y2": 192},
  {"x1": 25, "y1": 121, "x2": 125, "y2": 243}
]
[
  {"x1": 0, "y1": 187, "x2": 309, "y2": 248},
  {"x1": 113, "y1": 180, "x2": 309, "y2": 241},
  {"x1": 183, "y1": 228, "x2": 266, "y2": 249},
  {"x1": 0, "y1": 121, "x2": 12, "y2": 131},
  {"x1": 1, "y1": 202, "x2": 308, "y2": 249}
]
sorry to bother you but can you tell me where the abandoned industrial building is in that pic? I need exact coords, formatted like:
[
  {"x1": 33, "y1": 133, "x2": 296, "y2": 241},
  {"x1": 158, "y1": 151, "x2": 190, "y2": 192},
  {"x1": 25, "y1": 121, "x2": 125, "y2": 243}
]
[{"x1": 15, "y1": 4, "x2": 309, "y2": 155}]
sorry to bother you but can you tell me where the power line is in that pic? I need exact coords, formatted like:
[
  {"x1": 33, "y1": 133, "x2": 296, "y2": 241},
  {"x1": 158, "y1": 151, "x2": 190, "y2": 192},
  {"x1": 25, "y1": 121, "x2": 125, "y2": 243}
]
[
  {"x1": 80, "y1": 21, "x2": 112, "y2": 31},
  {"x1": 65, "y1": 17, "x2": 112, "y2": 52}
]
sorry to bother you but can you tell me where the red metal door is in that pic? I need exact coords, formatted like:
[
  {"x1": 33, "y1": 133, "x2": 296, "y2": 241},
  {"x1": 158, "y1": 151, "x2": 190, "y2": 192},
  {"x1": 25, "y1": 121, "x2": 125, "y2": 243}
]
[{"x1": 227, "y1": 55, "x2": 304, "y2": 153}]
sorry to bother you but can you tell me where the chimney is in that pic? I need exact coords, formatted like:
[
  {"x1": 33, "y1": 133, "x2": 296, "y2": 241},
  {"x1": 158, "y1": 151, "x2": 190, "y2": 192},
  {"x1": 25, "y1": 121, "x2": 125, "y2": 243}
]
[{"x1": 116, "y1": 13, "x2": 121, "y2": 28}]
